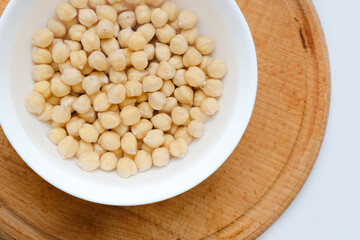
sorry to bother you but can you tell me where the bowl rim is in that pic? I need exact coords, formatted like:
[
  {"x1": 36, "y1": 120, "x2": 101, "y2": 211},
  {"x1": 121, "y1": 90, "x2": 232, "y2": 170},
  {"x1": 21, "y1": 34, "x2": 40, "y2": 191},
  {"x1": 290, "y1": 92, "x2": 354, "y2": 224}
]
[{"x1": 0, "y1": 0, "x2": 258, "y2": 206}]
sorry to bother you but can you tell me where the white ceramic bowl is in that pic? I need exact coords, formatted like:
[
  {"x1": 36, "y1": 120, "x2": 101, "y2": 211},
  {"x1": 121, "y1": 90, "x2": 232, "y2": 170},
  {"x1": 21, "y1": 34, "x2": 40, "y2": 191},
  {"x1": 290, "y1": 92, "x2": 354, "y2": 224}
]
[{"x1": 0, "y1": 0, "x2": 257, "y2": 206}]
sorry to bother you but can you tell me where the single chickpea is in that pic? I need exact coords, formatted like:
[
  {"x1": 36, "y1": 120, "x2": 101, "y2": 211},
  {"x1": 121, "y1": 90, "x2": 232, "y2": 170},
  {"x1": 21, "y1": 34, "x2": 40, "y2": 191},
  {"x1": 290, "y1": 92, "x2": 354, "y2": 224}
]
[
  {"x1": 117, "y1": 11, "x2": 136, "y2": 29},
  {"x1": 108, "y1": 49, "x2": 126, "y2": 71},
  {"x1": 56, "y1": 2, "x2": 77, "y2": 22},
  {"x1": 201, "y1": 97, "x2": 219, "y2": 116},
  {"x1": 171, "y1": 106, "x2": 189, "y2": 125},
  {"x1": 47, "y1": 127, "x2": 67, "y2": 145},
  {"x1": 96, "y1": 5, "x2": 117, "y2": 23},
  {"x1": 117, "y1": 157, "x2": 137, "y2": 178},
  {"x1": 138, "y1": 102, "x2": 154, "y2": 118},
  {"x1": 98, "y1": 111, "x2": 121, "y2": 129},
  {"x1": 155, "y1": 43, "x2": 171, "y2": 62},
  {"x1": 180, "y1": 28, "x2": 199, "y2": 45},
  {"x1": 173, "y1": 69, "x2": 187, "y2": 86},
  {"x1": 72, "y1": 95, "x2": 91, "y2": 114},
  {"x1": 125, "y1": 81, "x2": 143, "y2": 97},
  {"x1": 118, "y1": 27, "x2": 133, "y2": 48},
  {"x1": 109, "y1": 69, "x2": 127, "y2": 84},
  {"x1": 70, "y1": 0, "x2": 88, "y2": 9},
  {"x1": 162, "y1": 134, "x2": 174, "y2": 149},
  {"x1": 155, "y1": 24, "x2": 176, "y2": 44},
  {"x1": 148, "y1": 91, "x2": 166, "y2": 110},
  {"x1": 169, "y1": 137, "x2": 187, "y2": 158},
  {"x1": 51, "y1": 75, "x2": 71, "y2": 97},
  {"x1": 113, "y1": 122, "x2": 130, "y2": 137},
  {"x1": 24, "y1": 91, "x2": 45, "y2": 114},
  {"x1": 60, "y1": 95, "x2": 76, "y2": 112},
  {"x1": 47, "y1": 19, "x2": 66, "y2": 38},
  {"x1": 88, "y1": 51, "x2": 107, "y2": 71},
  {"x1": 48, "y1": 38, "x2": 63, "y2": 52},
  {"x1": 47, "y1": 95, "x2": 61, "y2": 106},
  {"x1": 193, "y1": 89, "x2": 207, "y2": 107},
  {"x1": 88, "y1": 0, "x2": 106, "y2": 9},
  {"x1": 134, "y1": 150, "x2": 152, "y2": 172},
  {"x1": 146, "y1": 62, "x2": 159, "y2": 76},
  {"x1": 76, "y1": 140, "x2": 94, "y2": 158},
  {"x1": 189, "y1": 107, "x2": 209, "y2": 122},
  {"x1": 143, "y1": 44, "x2": 155, "y2": 60},
  {"x1": 58, "y1": 136, "x2": 79, "y2": 159},
  {"x1": 146, "y1": 0, "x2": 164, "y2": 7},
  {"x1": 32, "y1": 64, "x2": 54, "y2": 81},
  {"x1": 183, "y1": 47, "x2": 202, "y2": 67},
  {"x1": 96, "y1": 19, "x2": 115, "y2": 39},
  {"x1": 135, "y1": 5, "x2": 151, "y2": 24},
  {"x1": 77, "y1": 152, "x2": 100, "y2": 171},
  {"x1": 121, "y1": 132, "x2": 137, "y2": 155},
  {"x1": 174, "y1": 85, "x2": 193, "y2": 105},
  {"x1": 185, "y1": 66, "x2": 206, "y2": 87},
  {"x1": 52, "y1": 121, "x2": 66, "y2": 129},
  {"x1": 151, "y1": 8, "x2": 168, "y2": 28},
  {"x1": 81, "y1": 30, "x2": 100, "y2": 52},
  {"x1": 131, "y1": 51, "x2": 149, "y2": 70},
  {"x1": 202, "y1": 79, "x2": 223, "y2": 97},
  {"x1": 90, "y1": 71, "x2": 109, "y2": 86},
  {"x1": 70, "y1": 50, "x2": 87, "y2": 71},
  {"x1": 195, "y1": 35, "x2": 216, "y2": 55},
  {"x1": 152, "y1": 147, "x2": 170, "y2": 167},
  {"x1": 127, "y1": 32, "x2": 147, "y2": 51},
  {"x1": 79, "y1": 123, "x2": 100, "y2": 143},
  {"x1": 38, "y1": 102, "x2": 53, "y2": 122},
  {"x1": 32, "y1": 47, "x2": 52, "y2": 64},
  {"x1": 93, "y1": 92, "x2": 111, "y2": 112},
  {"x1": 108, "y1": 84, "x2": 126, "y2": 104},
  {"x1": 161, "y1": 1, "x2": 180, "y2": 21},
  {"x1": 66, "y1": 116, "x2": 85, "y2": 137},
  {"x1": 160, "y1": 80, "x2": 174, "y2": 97},
  {"x1": 52, "y1": 42, "x2": 70, "y2": 64},
  {"x1": 187, "y1": 120, "x2": 204, "y2": 138},
  {"x1": 119, "y1": 97, "x2": 137, "y2": 109},
  {"x1": 156, "y1": 60, "x2": 175, "y2": 80},
  {"x1": 78, "y1": 8, "x2": 98, "y2": 27},
  {"x1": 199, "y1": 55, "x2": 212, "y2": 74},
  {"x1": 120, "y1": 105, "x2": 141, "y2": 125},
  {"x1": 170, "y1": 34, "x2": 188, "y2": 55},
  {"x1": 100, "y1": 37, "x2": 120, "y2": 56},
  {"x1": 34, "y1": 81, "x2": 51, "y2": 98},
  {"x1": 100, "y1": 152, "x2": 118, "y2": 171},
  {"x1": 123, "y1": 48, "x2": 134, "y2": 67},
  {"x1": 161, "y1": 97, "x2": 178, "y2": 113},
  {"x1": 143, "y1": 129, "x2": 165, "y2": 148},
  {"x1": 64, "y1": 40, "x2": 82, "y2": 51},
  {"x1": 174, "y1": 127, "x2": 193, "y2": 144},
  {"x1": 207, "y1": 58, "x2": 228, "y2": 79},
  {"x1": 78, "y1": 107, "x2": 97, "y2": 123},
  {"x1": 98, "y1": 131, "x2": 121, "y2": 151},
  {"x1": 168, "y1": 55, "x2": 183, "y2": 70},
  {"x1": 110, "y1": 1, "x2": 128, "y2": 12},
  {"x1": 61, "y1": 67, "x2": 83, "y2": 86},
  {"x1": 93, "y1": 143, "x2": 106, "y2": 156},
  {"x1": 178, "y1": 10, "x2": 198, "y2": 29},
  {"x1": 52, "y1": 105, "x2": 71, "y2": 123},
  {"x1": 142, "y1": 75, "x2": 163, "y2": 93},
  {"x1": 151, "y1": 113, "x2": 172, "y2": 131},
  {"x1": 131, "y1": 119, "x2": 153, "y2": 139},
  {"x1": 137, "y1": 23, "x2": 155, "y2": 43}
]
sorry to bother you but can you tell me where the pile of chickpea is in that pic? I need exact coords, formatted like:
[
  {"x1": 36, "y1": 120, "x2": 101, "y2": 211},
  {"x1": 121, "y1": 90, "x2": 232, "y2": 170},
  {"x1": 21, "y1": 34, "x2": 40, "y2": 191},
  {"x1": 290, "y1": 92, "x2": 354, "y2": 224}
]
[{"x1": 25, "y1": 0, "x2": 227, "y2": 178}]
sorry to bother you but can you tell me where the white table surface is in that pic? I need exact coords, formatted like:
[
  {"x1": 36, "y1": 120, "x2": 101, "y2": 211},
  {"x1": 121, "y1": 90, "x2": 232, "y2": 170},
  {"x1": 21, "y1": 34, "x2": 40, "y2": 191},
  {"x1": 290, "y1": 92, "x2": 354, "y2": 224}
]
[{"x1": 259, "y1": 0, "x2": 360, "y2": 239}]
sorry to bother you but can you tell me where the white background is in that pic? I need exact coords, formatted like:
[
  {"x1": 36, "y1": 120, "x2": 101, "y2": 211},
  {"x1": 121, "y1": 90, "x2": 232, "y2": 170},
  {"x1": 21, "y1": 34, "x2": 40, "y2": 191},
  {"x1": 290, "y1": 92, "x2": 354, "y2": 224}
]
[{"x1": 259, "y1": 0, "x2": 360, "y2": 239}]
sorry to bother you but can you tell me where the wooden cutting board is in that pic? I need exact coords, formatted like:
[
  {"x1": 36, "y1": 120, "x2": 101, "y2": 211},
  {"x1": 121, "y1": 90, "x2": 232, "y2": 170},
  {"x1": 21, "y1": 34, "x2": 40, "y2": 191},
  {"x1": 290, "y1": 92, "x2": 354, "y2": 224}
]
[{"x1": 0, "y1": 0, "x2": 330, "y2": 239}]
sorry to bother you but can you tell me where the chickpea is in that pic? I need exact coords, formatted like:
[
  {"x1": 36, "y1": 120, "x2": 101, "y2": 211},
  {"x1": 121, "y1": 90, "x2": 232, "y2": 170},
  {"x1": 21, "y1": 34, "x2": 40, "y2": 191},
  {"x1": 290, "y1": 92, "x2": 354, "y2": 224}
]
[
  {"x1": 118, "y1": 27, "x2": 133, "y2": 48},
  {"x1": 100, "y1": 152, "x2": 118, "y2": 171},
  {"x1": 77, "y1": 152, "x2": 100, "y2": 171},
  {"x1": 137, "y1": 23, "x2": 155, "y2": 43},
  {"x1": 142, "y1": 75, "x2": 163, "y2": 93},
  {"x1": 148, "y1": 91, "x2": 166, "y2": 110},
  {"x1": 34, "y1": 81, "x2": 51, "y2": 98},
  {"x1": 81, "y1": 30, "x2": 100, "y2": 52},
  {"x1": 151, "y1": 113, "x2": 172, "y2": 131},
  {"x1": 123, "y1": 48, "x2": 134, "y2": 67},
  {"x1": 108, "y1": 49, "x2": 126, "y2": 71},
  {"x1": 60, "y1": 95, "x2": 76, "y2": 112},
  {"x1": 146, "y1": 62, "x2": 159, "y2": 76},
  {"x1": 135, "y1": 5, "x2": 151, "y2": 24},
  {"x1": 201, "y1": 79, "x2": 223, "y2": 97},
  {"x1": 38, "y1": 102, "x2": 53, "y2": 122},
  {"x1": 185, "y1": 66, "x2": 205, "y2": 87},
  {"x1": 131, "y1": 119, "x2": 153, "y2": 139},
  {"x1": 93, "y1": 143, "x2": 106, "y2": 156},
  {"x1": 127, "y1": 32, "x2": 147, "y2": 51},
  {"x1": 52, "y1": 42, "x2": 71, "y2": 64},
  {"x1": 195, "y1": 35, "x2": 216, "y2": 55},
  {"x1": 119, "y1": 97, "x2": 137, "y2": 109},
  {"x1": 178, "y1": 10, "x2": 197, "y2": 29},
  {"x1": 109, "y1": 69, "x2": 127, "y2": 84},
  {"x1": 143, "y1": 129, "x2": 165, "y2": 148},
  {"x1": 71, "y1": 95, "x2": 91, "y2": 114},
  {"x1": 88, "y1": 0, "x2": 106, "y2": 9},
  {"x1": 98, "y1": 131, "x2": 121, "y2": 151},
  {"x1": 65, "y1": 117, "x2": 84, "y2": 137},
  {"x1": 113, "y1": 22, "x2": 120, "y2": 37},
  {"x1": 181, "y1": 27, "x2": 199, "y2": 45},
  {"x1": 32, "y1": 64, "x2": 54, "y2": 81},
  {"x1": 120, "y1": 132, "x2": 137, "y2": 155},
  {"x1": 88, "y1": 51, "x2": 107, "y2": 71},
  {"x1": 71, "y1": 0, "x2": 88, "y2": 9},
  {"x1": 180, "y1": 104, "x2": 192, "y2": 111},
  {"x1": 96, "y1": 19, "x2": 114, "y2": 39},
  {"x1": 124, "y1": 81, "x2": 142, "y2": 97},
  {"x1": 24, "y1": 91, "x2": 45, "y2": 114},
  {"x1": 174, "y1": 85, "x2": 193, "y2": 105},
  {"x1": 47, "y1": 19, "x2": 66, "y2": 38},
  {"x1": 98, "y1": 111, "x2": 121, "y2": 129},
  {"x1": 47, "y1": 127, "x2": 67, "y2": 145},
  {"x1": 169, "y1": 20, "x2": 180, "y2": 33},
  {"x1": 161, "y1": 1, "x2": 180, "y2": 21},
  {"x1": 199, "y1": 55, "x2": 212, "y2": 74},
  {"x1": 117, "y1": 157, "x2": 137, "y2": 178},
  {"x1": 189, "y1": 107, "x2": 209, "y2": 122},
  {"x1": 52, "y1": 105, "x2": 72, "y2": 124},
  {"x1": 50, "y1": 76, "x2": 70, "y2": 98},
  {"x1": 161, "y1": 97, "x2": 178, "y2": 114},
  {"x1": 134, "y1": 150, "x2": 152, "y2": 172},
  {"x1": 136, "y1": 92, "x2": 148, "y2": 103},
  {"x1": 96, "y1": 5, "x2": 117, "y2": 23},
  {"x1": 192, "y1": 89, "x2": 206, "y2": 107},
  {"x1": 62, "y1": 17, "x2": 79, "y2": 30},
  {"x1": 171, "y1": 106, "x2": 189, "y2": 125},
  {"x1": 168, "y1": 55, "x2": 183, "y2": 70},
  {"x1": 168, "y1": 137, "x2": 187, "y2": 158},
  {"x1": 90, "y1": 71, "x2": 109, "y2": 87},
  {"x1": 64, "y1": 40, "x2": 82, "y2": 51},
  {"x1": 151, "y1": 8, "x2": 168, "y2": 28},
  {"x1": 107, "y1": 84, "x2": 126, "y2": 104},
  {"x1": 78, "y1": 8, "x2": 98, "y2": 27},
  {"x1": 75, "y1": 140, "x2": 94, "y2": 158},
  {"x1": 156, "y1": 60, "x2": 175, "y2": 80},
  {"x1": 146, "y1": 0, "x2": 163, "y2": 7},
  {"x1": 138, "y1": 102, "x2": 154, "y2": 118},
  {"x1": 155, "y1": 43, "x2": 171, "y2": 62},
  {"x1": 131, "y1": 51, "x2": 149, "y2": 70},
  {"x1": 172, "y1": 69, "x2": 186, "y2": 87},
  {"x1": 78, "y1": 107, "x2": 97, "y2": 123},
  {"x1": 110, "y1": 1, "x2": 128, "y2": 12},
  {"x1": 162, "y1": 134, "x2": 174, "y2": 149},
  {"x1": 152, "y1": 147, "x2": 170, "y2": 167},
  {"x1": 32, "y1": 47, "x2": 52, "y2": 64},
  {"x1": 93, "y1": 92, "x2": 111, "y2": 112},
  {"x1": 47, "y1": 95, "x2": 61, "y2": 106},
  {"x1": 78, "y1": 123, "x2": 99, "y2": 143},
  {"x1": 174, "y1": 127, "x2": 193, "y2": 144},
  {"x1": 58, "y1": 136, "x2": 78, "y2": 159},
  {"x1": 113, "y1": 122, "x2": 130, "y2": 137},
  {"x1": 170, "y1": 34, "x2": 188, "y2": 55},
  {"x1": 117, "y1": 11, "x2": 136, "y2": 29},
  {"x1": 61, "y1": 67, "x2": 82, "y2": 86},
  {"x1": 201, "y1": 97, "x2": 219, "y2": 116},
  {"x1": 158, "y1": 81, "x2": 174, "y2": 98},
  {"x1": 72, "y1": 82, "x2": 85, "y2": 94},
  {"x1": 183, "y1": 47, "x2": 202, "y2": 67},
  {"x1": 141, "y1": 142, "x2": 154, "y2": 153},
  {"x1": 207, "y1": 58, "x2": 228, "y2": 79},
  {"x1": 100, "y1": 37, "x2": 120, "y2": 56},
  {"x1": 155, "y1": 24, "x2": 175, "y2": 44},
  {"x1": 120, "y1": 105, "x2": 141, "y2": 125},
  {"x1": 143, "y1": 44, "x2": 155, "y2": 60},
  {"x1": 56, "y1": 2, "x2": 77, "y2": 21},
  {"x1": 167, "y1": 123, "x2": 177, "y2": 135},
  {"x1": 69, "y1": 50, "x2": 86, "y2": 71}
]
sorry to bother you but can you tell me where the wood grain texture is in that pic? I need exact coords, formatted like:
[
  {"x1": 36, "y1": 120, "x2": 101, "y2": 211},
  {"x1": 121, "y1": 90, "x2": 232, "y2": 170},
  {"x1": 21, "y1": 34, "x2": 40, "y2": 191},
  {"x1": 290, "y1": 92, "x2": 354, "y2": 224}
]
[{"x1": 0, "y1": 0, "x2": 330, "y2": 239}]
